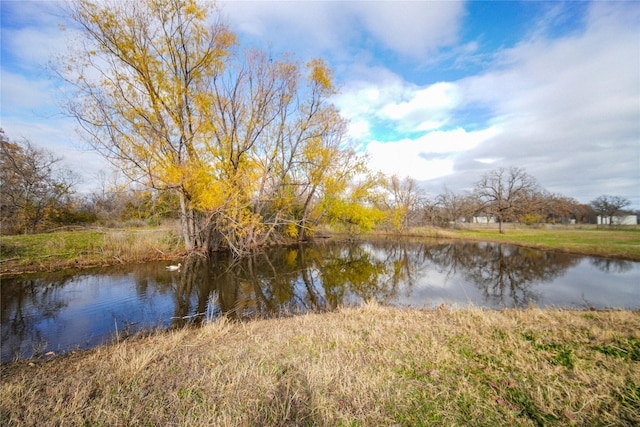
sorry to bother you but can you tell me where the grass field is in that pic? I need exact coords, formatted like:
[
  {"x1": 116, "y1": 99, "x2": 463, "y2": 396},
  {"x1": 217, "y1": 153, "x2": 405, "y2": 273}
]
[{"x1": 1, "y1": 303, "x2": 638, "y2": 426}]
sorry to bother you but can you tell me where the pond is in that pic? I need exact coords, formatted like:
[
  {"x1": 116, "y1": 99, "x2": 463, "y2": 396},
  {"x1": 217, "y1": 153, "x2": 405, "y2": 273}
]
[{"x1": 1, "y1": 239, "x2": 639, "y2": 362}]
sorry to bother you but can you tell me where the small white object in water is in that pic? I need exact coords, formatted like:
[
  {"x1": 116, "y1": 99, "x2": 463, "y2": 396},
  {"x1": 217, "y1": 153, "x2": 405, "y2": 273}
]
[{"x1": 166, "y1": 263, "x2": 181, "y2": 271}]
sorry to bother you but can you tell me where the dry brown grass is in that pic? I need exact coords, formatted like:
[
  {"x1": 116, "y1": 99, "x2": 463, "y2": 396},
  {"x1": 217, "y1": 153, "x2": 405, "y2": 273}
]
[{"x1": 2, "y1": 304, "x2": 639, "y2": 426}]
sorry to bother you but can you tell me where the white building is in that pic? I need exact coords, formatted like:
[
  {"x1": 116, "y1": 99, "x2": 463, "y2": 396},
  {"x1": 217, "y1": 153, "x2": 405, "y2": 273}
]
[
  {"x1": 472, "y1": 216, "x2": 496, "y2": 224},
  {"x1": 597, "y1": 215, "x2": 638, "y2": 225}
]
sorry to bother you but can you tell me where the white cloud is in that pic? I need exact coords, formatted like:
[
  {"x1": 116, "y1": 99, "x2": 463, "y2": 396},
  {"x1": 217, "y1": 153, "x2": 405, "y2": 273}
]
[
  {"x1": 349, "y1": 1, "x2": 465, "y2": 57},
  {"x1": 1, "y1": 70, "x2": 56, "y2": 112},
  {"x1": 365, "y1": 127, "x2": 500, "y2": 181},
  {"x1": 2, "y1": 116, "x2": 110, "y2": 194},
  {"x1": 0, "y1": 2, "x2": 65, "y2": 69},
  {"x1": 378, "y1": 82, "x2": 460, "y2": 131},
  {"x1": 452, "y1": 1, "x2": 640, "y2": 204},
  {"x1": 219, "y1": 0, "x2": 465, "y2": 60},
  {"x1": 2, "y1": 0, "x2": 638, "y2": 208},
  {"x1": 335, "y1": 71, "x2": 463, "y2": 139},
  {"x1": 341, "y1": 1, "x2": 639, "y2": 207}
]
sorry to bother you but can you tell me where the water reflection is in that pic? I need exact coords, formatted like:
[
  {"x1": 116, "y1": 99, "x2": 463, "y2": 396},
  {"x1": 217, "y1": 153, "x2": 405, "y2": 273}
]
[
  {"x1": 424, "y1": 242, "x2": 580, "y2": 307},
  {"x1": 590, "y1": 258, "x2": 634, "y2": 274},
  {"x1": 2, "y1": 239, "x2": 638, "y2": 362}
]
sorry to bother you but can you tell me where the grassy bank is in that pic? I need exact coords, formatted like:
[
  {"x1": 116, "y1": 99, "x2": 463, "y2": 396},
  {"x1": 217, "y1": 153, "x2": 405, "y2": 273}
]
[
  {"x1": 0, "y1": 225, "x2": 183, "y2": 276},
  {"x1": 2, "y1": 224, "x2": 639, "y2": 275},
  {"x1": 1, "y1": 304, "x2": 638, "y2": 426},
  {"x1": 388, "y1": 225, "x2": 640, "y2": 261}
]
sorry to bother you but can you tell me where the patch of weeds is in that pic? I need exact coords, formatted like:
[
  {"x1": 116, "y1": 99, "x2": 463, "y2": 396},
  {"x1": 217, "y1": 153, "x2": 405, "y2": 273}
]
[
  {"x1": 457, "y1": 345, "x2": 506, "y2": 371},
  {"x1": 522, "y1": 331, "x2": 575, "y2": 369},
  {"x1": 614, "y1": 377, "x2": 640, "y2": 425},
  {"x1": 394, "y1": 362, "x2": 434, "y2": 382},
  {"x1": 177, "y1": 387, "x2": 204, "y2": 403},
  {"x1": 0, "y1": 240, "x2": 23, "y2": 258},
  {"x1": 522, "y1": 331, "x2": 537, "y2": 343},
  {"x1": 595, "y1": 337, "x2": 640, "y2": 362},
  {"x1": 486, "y1": 378, "x2": 559, "y2": 427},
  {"x1": 551, "y1": 348, "x2": 574, "y2": 369},
  {"x1": 492, "y1": 327, "x2": 508, "y2": 341},
  {"x1": 458, "y1": 345, "x2": 473, "y2": 359},
  {"x1": 389, "y1": 392, "x2": 442, "y2": 427}
]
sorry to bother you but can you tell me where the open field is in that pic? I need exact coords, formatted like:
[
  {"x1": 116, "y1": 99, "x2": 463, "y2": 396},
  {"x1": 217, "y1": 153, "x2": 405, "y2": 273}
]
[{"x1": 1, "y1": 304, "x2": 638, "y2": 426}]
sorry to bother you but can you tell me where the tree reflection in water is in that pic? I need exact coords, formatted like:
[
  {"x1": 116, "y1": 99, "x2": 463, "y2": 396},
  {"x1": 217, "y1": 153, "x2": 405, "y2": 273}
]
[
  {"x1": 3, "y1": 239, "x2": 636, "y2": 362},
  {"x1": 178, "y1": 239, "x2": 582, "y2": 318},
  {"x1": 420, "y1": 242, "x2": 580, "y2": 308},
  {"x1": 590, "y1": 258, "x2": 634, "y2": 274}
]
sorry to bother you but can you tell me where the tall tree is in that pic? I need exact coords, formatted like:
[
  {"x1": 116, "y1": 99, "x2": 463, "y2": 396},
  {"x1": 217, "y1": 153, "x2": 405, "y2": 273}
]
[
  {"x1": 61, "y1": 0, "x2": 235, "y2": 252},
  {"x1": 61, "y1": 0, "x2": 359, "y2": 255},
  {"x1": 0, "y1": 130, "x2": 77, "y2": 234},
  {"x1": 591, "y1": 195, "x2": 631, "y2": 225},
  {"x1": 473, "y1": 166, "x2": 540, "y2": 233}
]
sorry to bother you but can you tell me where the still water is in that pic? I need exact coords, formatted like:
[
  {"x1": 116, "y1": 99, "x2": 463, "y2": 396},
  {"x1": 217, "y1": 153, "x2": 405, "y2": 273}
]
[{"x1": 2, "y1": 239, "x2": 639, "y2": 362}]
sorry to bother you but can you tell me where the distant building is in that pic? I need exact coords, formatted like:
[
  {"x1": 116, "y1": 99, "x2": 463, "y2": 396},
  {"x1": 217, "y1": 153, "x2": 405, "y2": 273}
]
[
  {"x1": 472, "y1": 216, "x2": 496, "y2": 224},
  {"x1": 597, "y1": 215, "x2": 638, "y2": 225}
]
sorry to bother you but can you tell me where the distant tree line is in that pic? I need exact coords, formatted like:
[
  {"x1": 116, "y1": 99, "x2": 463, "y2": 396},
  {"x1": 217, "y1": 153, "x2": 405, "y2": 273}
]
[
  {"x1": 0, "y1": 129, "x2": 81, "y2": 234},
  {"x1": 375, "y1": 167, "x2": 634, "y2": 233},
  {"x1": 0, "y1": 129, "x2": 181, "y2": 234}
]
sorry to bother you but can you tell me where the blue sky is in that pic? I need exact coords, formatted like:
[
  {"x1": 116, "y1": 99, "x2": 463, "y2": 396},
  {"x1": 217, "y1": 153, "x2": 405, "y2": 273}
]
[{"x1": 1, "y1": 1, "x2": 639, "y2": 208}]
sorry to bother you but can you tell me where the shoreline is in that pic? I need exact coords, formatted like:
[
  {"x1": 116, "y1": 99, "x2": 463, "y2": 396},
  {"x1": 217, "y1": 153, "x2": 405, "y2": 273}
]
[
  {"x1": 2, "y1": 304, "x2": 638, "y2": 426},
  {"x1": 2, "y1": 226, "x2": 639, "y2": 277}
]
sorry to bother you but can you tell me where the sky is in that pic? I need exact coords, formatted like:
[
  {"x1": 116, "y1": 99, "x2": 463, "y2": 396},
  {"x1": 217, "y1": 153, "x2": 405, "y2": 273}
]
[{"x1": 1, "y1": 0, "x2": 639, "y2": 208}]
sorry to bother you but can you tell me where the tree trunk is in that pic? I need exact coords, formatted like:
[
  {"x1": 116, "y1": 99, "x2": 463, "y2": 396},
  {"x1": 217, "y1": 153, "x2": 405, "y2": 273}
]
[{"x1": 178, "y1": 190, "x2": 202, "y2": 252}]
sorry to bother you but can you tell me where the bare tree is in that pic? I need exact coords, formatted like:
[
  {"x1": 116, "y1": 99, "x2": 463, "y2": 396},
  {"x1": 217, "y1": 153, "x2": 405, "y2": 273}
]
[
  {"x1": 435, "y1": 187, "x2": 477, "y2": 225},
  {"x1": 590, "y1": 195, "x2": 631, "y2": 225},
  {"x1": 473, "y1": 166, "x2": 540, "y2": 233},
  {"x1": 383, "y1": 175, "x2": 425, "y2": 231},
  {"x1": 0, "y1": 130, "x2": 78, "y2": 234}
]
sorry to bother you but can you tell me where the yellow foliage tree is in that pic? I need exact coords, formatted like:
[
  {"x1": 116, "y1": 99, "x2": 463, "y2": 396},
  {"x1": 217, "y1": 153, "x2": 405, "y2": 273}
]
[
  {"x1": 61, "y1": 0, "x2": 373, "y2": 255},
  {"x1": 62, "y1": 0, "x2": 235, "y2": 252}
]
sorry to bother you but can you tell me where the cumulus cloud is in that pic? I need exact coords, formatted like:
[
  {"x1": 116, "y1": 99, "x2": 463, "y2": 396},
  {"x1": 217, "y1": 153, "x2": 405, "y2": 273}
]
[
  {"x1": 2, "y1": 0, "x2": 638, "y2": 207},
  {"x1": 1, "y1": 71, "x2": 56, "y2": 112},
  {"x1": 1, "y1": 2, "x2": 109, "y2": 193},
  {"x1": 378, "y1": 82, "x2": 461, "y2": 131},
  {"x1": 335, "y1": 69, "x2": 464, "y2": 141},
  {"x1": 219, "y1": 0, "x2": 465, "y2": 60},
  {"x1": 348, "y1": 1, "x2": 464, "y2": 58},
  {"x1": 365, "y1": 127, "x2": 501, "y2": 181},
  {"x1": 452, "y1": 1, "x2": 640, "y2": 203},
  {"x1": 334, "y1": 1, "x2": 639, "y2": 206}
]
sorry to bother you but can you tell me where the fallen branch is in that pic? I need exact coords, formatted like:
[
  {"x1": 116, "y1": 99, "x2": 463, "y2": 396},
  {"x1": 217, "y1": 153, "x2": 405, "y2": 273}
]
[{"x1": 171, "y1": 312, "x2": 205, "y2": 320}]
